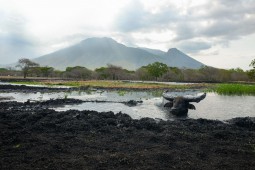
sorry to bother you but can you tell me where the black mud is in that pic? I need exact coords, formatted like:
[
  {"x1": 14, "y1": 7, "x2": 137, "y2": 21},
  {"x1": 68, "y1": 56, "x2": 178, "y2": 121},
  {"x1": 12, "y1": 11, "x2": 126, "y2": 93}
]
[
  {"x1": 1, "y1": 99, "x2": 255, "y2": 170},
  {"x1": 0, "y1": 84, "x2": 73, "y2": 93}
]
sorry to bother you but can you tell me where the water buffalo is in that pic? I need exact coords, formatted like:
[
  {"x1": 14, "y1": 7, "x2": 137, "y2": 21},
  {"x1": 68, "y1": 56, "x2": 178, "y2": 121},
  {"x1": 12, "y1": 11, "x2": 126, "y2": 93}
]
[{"x1": 163, "y1": 91, "x2": 206, "y2": 116}]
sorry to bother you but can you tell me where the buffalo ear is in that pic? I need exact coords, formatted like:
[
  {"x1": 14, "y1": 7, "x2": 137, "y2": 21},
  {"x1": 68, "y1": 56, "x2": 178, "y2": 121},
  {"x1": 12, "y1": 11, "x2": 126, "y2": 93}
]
[
  {"x1": 188, "y1": 104, "x2": 196, "y2": 110},
  {"x1": 164, "y1": 101, "x2": 173, "y2": 108}
]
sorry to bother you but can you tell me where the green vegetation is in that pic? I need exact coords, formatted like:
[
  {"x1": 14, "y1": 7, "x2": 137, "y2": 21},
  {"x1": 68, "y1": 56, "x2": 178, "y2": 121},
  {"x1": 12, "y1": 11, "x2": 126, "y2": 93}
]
[
  {"x1": 117, "y1": 90, "x2": 128, "y2": 96},
  {"x1": 2, "y1": 58, "x2": 255, "y2": 96},
  {"x1": 0, "y1": 68, "x2": 8, "y2": 71},
  {"x1": 149, "y1": 89, "x2": 165, "y2": 97},
  {"x1": 146, "y1": 62, "x2": 168, "y2": 80},
  {"x1": 2, "y1": 58, "x2": 254, "y2": 82},
  {"x1": 210, "y1": 84, "x2": 255, "y2": 95}
]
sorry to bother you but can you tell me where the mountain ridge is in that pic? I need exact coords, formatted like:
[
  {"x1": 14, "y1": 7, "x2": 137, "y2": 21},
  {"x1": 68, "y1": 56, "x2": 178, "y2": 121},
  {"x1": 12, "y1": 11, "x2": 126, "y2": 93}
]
[{"x1": 33, "y1": 37, "x2": 205, "y2": 70}]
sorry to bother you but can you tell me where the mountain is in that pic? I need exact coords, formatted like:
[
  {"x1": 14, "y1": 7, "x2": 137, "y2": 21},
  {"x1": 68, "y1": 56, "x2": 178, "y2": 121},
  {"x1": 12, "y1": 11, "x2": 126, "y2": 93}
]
[
  {"x1": 140, "y1": 47, "x2": 204, "y2": 68},
  {"x1": 139, "y1": 47, "x2": 166, "y2": 56},
  {"x1": 162, "y1": 48, "x2": 204, "y2": 68},
  {"x1": 34, "y1": 37, "x2": 204, "y2": 70}
]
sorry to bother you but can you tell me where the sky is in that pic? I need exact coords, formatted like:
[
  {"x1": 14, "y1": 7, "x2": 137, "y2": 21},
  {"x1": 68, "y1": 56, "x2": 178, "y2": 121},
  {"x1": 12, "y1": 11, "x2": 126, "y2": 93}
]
[{"x1": 0, "y1": 0, "x2": 255, "y2": 70}]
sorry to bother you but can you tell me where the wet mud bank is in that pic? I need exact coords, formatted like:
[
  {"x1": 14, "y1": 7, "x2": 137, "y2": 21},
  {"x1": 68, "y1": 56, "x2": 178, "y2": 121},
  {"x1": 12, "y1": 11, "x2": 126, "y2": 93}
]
[
  {"x1": 0, "y1": 84, "x2": 162, "y2": 93},
  {"x1": 1, "y1": 99, "x2": 255, "y2": 169},
  {"x1": 0, "y1": 84, "x2": 74, "y2": 93}
]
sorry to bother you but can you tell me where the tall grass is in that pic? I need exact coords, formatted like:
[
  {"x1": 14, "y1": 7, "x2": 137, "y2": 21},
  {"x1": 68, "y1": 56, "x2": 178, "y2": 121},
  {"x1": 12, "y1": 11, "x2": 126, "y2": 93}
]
[{"x1": 212, "y1": 84, "x2": 255, "y2": 95}]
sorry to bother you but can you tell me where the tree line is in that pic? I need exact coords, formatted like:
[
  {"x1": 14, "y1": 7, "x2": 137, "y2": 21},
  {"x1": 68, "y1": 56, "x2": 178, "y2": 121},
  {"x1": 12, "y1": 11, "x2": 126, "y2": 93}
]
[{"x1": 0, "y1": 58, "x2": 254, "y2": 82}]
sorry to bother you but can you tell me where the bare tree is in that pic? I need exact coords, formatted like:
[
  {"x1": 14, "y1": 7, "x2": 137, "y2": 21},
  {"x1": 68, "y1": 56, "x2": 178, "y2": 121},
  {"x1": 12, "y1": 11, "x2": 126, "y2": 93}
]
[
  {"x1": 65, "y1": 66, "x2": 92, "y2": 80},
  {"x1": 250, "y1": 59, "x2": 255, "y2": 69},
  {"x1": 248, "y1": 59, "x2": 255, "y2": 80},
  {"x1": 106, "y1": 64, "x2": 123, "y2": 80},
  {"x1": 16, "y1": 58, "x2": 39, "y2": 78}
]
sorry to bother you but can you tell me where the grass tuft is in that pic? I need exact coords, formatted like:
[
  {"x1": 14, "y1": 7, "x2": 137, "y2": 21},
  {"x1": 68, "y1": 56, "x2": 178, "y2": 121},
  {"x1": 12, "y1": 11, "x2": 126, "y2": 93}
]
[{"x1": 211, "y1": 84, "x2": 255, "y2": 95}]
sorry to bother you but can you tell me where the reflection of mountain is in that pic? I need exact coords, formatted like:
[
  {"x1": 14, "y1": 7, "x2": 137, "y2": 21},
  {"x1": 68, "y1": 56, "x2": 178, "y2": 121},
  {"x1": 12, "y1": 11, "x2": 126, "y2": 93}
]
[{"x1": 34, "y1": 37, "x2": 204, "y2": 70}]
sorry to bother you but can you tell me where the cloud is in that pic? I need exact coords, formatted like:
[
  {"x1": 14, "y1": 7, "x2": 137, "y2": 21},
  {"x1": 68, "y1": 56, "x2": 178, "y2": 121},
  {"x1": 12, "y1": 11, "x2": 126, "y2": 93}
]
[
  {"x1": 114, "y1": 0, "x2": 255, "y2": 53},
  {"x1": 115, "y1": 1, "x2": 145, "y2": 32},
  {"x1": 114, "y1": 0, "x2": 179, "y2": 32},
  {"x1": 177, "y1": 40, "x2": 212, "y2": 54}
]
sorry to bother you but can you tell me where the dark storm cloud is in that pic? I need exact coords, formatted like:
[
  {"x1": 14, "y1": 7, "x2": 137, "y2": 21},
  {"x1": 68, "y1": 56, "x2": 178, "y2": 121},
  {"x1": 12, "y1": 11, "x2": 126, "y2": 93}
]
[{"x1": 114, "y1": 0, "x2": 255, "y2": 53}]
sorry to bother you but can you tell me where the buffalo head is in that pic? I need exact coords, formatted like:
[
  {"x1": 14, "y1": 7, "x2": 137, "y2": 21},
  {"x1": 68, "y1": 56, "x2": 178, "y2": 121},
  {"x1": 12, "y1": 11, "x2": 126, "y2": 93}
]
[{"x1": 163, "y1": 92, "x2": 206, "y2": 116}]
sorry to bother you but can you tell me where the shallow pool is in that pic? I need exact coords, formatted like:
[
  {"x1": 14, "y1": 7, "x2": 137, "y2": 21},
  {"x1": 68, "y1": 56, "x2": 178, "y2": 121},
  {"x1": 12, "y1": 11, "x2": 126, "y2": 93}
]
[{"x1": 1, "y1": 90, "x2": 254, "y2": 121}]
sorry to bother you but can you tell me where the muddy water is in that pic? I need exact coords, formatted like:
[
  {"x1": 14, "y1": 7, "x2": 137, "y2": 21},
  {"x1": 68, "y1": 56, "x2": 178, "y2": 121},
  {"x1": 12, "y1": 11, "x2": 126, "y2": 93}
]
[
  {"x1": 1, "y1": 90, "x2": 254, "y2": 121},
  {"x1": 188, "y1": 93, "x2": 255, "y2": 120}
]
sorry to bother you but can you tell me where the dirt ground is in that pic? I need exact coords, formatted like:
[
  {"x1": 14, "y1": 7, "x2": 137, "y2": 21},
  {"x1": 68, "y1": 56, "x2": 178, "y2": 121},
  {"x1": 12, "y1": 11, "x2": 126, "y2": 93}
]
[{"x1": 0, "y1": 84, "x2": 255, "y2": 169}]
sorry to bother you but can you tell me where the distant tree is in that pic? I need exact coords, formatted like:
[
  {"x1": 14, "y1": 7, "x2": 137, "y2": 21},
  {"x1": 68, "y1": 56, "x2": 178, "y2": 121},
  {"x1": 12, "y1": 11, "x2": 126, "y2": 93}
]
[
  {"x1": 135, "y1": 67, "x2": 151, "y2": 80},
  {"x1": 106, "y1": 64, "x2": 123, "y2": 80},
  {"x1": 95, "y1": 67, "x2": 109, "y2": 79},
  {"x1": 39, "y1": 66, "x2": 54, "y2": 77},
  {"x1": 248, "y1": 59, "x2": 255, "y2": 79},
  {"x1": 95, "y1": 65, "x2": 135, "y2": 80},
  {"x1": 16, "y1": 58, "x2": 39, "y2": 78},
  {"x1": 228, "y1": 68, "x2": 249, "y2": 81},
  {"x1": 32, "y1": 66, "x2": 54, "y2": 77},
  {"x1": 52, "y1": 70, "x2": 64, "y2": 78},
  {"x1": 250, "y1": 59, "x2": 255, "y2": 69},
  {"x1": 0, "y1": 68, "x2": 8, "y2": 71},
  {"x1": 146, "y1": 62, "x2": 168, "y2": 80},
  {"x1": 65, "y1": 66, "x2": 92, "y2": 79},
  {"x1": 162, "y1": 67, "x2": 184, "y2": 81},
  {"x1": 231, "y1": 67, "x2": 244, "y2": 73},
  {"x1": 198, "y1": 66, "x2": 221, "y2": 82},
  {"x1": 247, "y1": 70, "x2": 255, "y2": 80},
  {"x1": 181, "y1": 69, "x2": 201, "y2": 82}
]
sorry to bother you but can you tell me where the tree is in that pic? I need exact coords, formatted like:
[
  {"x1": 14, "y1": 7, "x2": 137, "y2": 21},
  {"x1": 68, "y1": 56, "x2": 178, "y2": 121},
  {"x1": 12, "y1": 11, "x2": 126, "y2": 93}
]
[
  {"x1": 32, "y1": 66, "x2": 54, "y2": 77},
  {"x1": 106, "y1": 64, "x2": 123, "y2": 80},
  {"x1": 250, "y1": 59, "x2": 255, "y2": 69},
  {"x1": 64, "y1": 66, "x2": 92, "y2": 79},
  {"x1": 39, "y1": 66, "x2": 54, "y2": 77},
  {"x1": 16, "y1": 58, "x2": 39, "y2": 78},
  {"x1": 162, "y1": 67, "x2": 184, "y2": 81},
  {"x1": 95, "y1": 64, "x2": 124, "y2": 80},
  {"x1": 146, "y1": 62, "x2": 168, "y2": 80},
  {"x1": 95, "y1": 67, "x2": 109, "y2": 79},
  {"x1": 248, "y1": 59, "x2": 255, "y2": 79}
]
